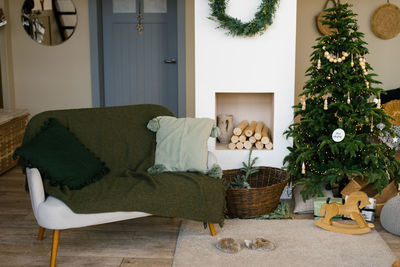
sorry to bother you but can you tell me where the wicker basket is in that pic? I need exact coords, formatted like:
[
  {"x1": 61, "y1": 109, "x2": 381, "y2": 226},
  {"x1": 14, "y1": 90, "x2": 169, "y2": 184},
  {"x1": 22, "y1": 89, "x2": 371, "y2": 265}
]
[
  {"x1": 383, "y1": 99, "x2": 400, "y2": 126},
  {"x1": 223, "y1": 167, "x2": 290, "y2": 219},
  {"x1": 0, "y1": 110, "x2": 29, "y2": 174},
  {"x1": 371, "y1": 3, "x2": 400, "y2": 40},
  {"x1": 317, "y1": 0, "x2": 338, "y2": 36}
]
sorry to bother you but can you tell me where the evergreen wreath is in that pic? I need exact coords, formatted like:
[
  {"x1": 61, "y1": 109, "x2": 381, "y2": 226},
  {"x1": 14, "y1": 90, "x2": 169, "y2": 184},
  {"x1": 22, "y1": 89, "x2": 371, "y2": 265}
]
[{"x1": 209, "y1": 0, "x2": 280, "y2": 37}]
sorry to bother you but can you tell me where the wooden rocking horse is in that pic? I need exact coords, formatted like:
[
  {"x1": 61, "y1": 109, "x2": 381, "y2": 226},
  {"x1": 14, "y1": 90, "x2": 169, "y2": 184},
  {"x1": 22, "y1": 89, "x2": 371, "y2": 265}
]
[{"x1": 315, "y1": 191, "x2": 375, "y2": 234}]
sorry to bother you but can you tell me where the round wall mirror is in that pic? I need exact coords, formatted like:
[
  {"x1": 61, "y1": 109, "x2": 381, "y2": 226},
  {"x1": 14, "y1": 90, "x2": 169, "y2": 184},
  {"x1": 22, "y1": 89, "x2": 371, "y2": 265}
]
[{"x1": 21, "y1": 0, "x2": 77, "y2": 46}]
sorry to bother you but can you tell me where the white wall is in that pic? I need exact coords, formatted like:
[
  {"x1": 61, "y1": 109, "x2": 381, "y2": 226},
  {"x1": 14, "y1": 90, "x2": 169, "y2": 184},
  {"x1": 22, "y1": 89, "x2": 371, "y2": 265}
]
[{"x1": 195, "y1": 0, "x2": 297, "y2": 169}]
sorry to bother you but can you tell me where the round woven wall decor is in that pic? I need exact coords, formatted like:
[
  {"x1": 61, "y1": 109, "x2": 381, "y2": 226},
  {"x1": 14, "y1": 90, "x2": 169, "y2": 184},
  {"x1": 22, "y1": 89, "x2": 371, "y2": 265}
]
[
  {"x1": 317, "y1": 0, "x2": 338, "y2": 36},
  {"x1": 371, "y1": 3, "x2": 400, "y2": 40},
  {"x1": 383, "y1": 99, "x2": 400, "y2": 126}
]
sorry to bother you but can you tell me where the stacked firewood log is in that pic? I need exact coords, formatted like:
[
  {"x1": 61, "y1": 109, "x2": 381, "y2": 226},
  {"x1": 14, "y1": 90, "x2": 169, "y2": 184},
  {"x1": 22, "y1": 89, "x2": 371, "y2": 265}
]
[{"x1": 228, "y1": 120, "x2": 273, "y2": 150}]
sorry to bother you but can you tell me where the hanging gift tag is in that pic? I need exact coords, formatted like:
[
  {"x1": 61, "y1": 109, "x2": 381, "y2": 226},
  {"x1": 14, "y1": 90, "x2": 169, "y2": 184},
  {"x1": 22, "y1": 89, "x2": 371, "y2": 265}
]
[{"x1": 332, "y1": 128, "x2": 345, "y2": 142}]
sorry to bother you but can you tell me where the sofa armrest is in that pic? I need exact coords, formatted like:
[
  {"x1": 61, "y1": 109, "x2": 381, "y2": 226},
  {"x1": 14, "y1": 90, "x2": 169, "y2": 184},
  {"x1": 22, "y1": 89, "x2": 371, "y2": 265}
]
[
  {"x1": 207, "y1": 151, "x2": 218, "y2": 170},
  {"x1": 26, "y1": 168, "x2": 46, "y2": 215}
]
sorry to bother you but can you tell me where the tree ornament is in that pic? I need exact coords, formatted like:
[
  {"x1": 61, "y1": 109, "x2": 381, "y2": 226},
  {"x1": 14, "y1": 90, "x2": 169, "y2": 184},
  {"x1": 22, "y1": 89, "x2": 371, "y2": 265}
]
[
  {"x1": 208, "y1": 0, "x2": 280, "y2": 37},
  {"x1": 347, "y1": 91, "x2": 351, "y2": 104},
  {"x1": 365, "y1": 80, "x2": 370, "y2": 88},
  {"x1": 302, "y1": 162, "x2": 306, "y2": 174},
  {"x1": 351, "y1": 53, "x2": 354, "y2": 67},
  {"x1": 359, "y1": 57, "x2": 369, "y2": 76},
  {"x1": 324, "y1": 50, "x2": 349, "y2": 64},
  {"x1": 386, "y1": 170, "x2": 391, "y2": 180},
  {"x1": 317, "y1": 58, "x2": 321, "y2": 70},
  {"x1": 332, "y1": 128, "x2": 345, "y2": 142},
  {"x1": 371, "y1": 116, "x2": 374, "y2": 132},
  {"x1": 323, "y1": 94, "x2": 331, "y2": 110},
  {"x1": 300, "y1": 96, "x2": 307, "y2": 110}
]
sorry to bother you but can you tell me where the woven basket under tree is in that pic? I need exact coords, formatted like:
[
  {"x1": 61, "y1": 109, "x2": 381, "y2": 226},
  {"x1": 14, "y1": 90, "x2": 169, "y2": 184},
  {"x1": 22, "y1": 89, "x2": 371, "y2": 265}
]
[{"x1": 223, "y1": 151, "x2": 290, "y2": 219}]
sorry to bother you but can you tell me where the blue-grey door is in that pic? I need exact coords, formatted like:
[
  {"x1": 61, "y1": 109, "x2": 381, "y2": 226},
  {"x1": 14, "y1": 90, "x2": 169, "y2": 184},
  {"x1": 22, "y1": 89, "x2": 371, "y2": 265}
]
[{"x1": 102, "y1": 0, "x2": 178, "y2": 115}]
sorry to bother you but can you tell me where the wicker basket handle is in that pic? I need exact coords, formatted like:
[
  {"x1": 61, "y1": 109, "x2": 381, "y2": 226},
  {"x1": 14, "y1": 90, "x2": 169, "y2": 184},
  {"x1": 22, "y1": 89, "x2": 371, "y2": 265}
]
[{"x1": 324, "y1": 0, "x2": 337, "y2": 10}]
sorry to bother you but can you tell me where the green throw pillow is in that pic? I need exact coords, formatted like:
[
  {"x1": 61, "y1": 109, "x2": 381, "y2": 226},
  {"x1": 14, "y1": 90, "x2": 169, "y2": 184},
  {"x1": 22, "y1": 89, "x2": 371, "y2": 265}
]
[
  {"x1": 14, "y1": 118, "x2": 109, "y2": 190},
  {"x1": 147, "y1": 116, "x2": 221, "y2": 176}
]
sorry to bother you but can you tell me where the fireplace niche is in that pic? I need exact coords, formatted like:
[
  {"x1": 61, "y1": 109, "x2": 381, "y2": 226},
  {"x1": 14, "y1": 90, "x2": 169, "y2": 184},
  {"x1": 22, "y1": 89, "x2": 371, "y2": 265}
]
[{"x1": 215, "y1": 92, "x2": 274, "y2": 150}]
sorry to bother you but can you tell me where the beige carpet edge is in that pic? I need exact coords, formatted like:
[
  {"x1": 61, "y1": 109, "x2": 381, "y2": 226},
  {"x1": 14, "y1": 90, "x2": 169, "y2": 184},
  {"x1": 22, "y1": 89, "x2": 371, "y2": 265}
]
[{"x1": 173, "y1": 219, "x2": 397, "y2": 267}]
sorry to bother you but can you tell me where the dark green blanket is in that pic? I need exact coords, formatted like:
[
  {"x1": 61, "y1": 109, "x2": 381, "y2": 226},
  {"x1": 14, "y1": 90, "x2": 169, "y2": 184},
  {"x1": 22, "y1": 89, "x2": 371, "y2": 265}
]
[{"x1": 23, "y1": 105, "x2": 225, "y2": 224}]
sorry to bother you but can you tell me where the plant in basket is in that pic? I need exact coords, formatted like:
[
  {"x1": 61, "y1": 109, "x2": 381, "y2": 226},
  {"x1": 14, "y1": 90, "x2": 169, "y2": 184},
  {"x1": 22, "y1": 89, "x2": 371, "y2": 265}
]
[
  {"x1": 223, "y1": 150, "x2": 290, "y2": 219},
  {"x1": 225, "y1": 150, "x2": 259, "y2": 189}
]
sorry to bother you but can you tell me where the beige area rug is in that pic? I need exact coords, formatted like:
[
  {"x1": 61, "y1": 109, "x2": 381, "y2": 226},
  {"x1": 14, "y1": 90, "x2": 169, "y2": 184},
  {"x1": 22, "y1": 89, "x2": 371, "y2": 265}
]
[{"x1": 173, "y1": 219, "x2": 397, "y2": 267}]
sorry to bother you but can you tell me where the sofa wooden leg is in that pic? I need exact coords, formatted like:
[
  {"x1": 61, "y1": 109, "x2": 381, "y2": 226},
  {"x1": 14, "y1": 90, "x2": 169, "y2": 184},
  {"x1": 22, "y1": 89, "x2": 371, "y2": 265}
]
[
  {"x1": 50, "y1": 230, "x2": 60, "y2": 267},
  {"x1": 38, "y1": 227, "x2": 45, "y2": 240},
  {"x1": 208, "y1": 223, "x2": 216, "y2": 236}
]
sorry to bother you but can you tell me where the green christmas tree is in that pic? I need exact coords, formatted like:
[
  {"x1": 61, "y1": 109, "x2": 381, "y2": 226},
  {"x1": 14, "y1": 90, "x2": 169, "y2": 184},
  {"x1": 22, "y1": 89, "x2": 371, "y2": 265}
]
[{"x1": 284, "y1": 3, "x2": 400, "y2": 200}]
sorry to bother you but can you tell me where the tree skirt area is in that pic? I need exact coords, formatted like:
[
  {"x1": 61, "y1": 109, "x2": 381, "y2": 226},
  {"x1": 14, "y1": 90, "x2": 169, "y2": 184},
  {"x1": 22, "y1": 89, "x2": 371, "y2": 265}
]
[{"x1": 173, "y1": 219, "x2": 397, "y2": 267}]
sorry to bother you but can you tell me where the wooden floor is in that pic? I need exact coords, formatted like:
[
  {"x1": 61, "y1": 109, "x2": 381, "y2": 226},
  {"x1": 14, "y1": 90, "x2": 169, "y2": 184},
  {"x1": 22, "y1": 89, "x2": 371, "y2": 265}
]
[{"x1": 1, "y1": 167, "x2": 399, "y2": 267}]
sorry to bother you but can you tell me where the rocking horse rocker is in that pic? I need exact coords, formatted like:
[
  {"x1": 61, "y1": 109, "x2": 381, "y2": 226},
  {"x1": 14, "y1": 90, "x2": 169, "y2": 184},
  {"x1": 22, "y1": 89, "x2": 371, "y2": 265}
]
[{"x1": 315, "y1": 191, "x2": 375, "y2": 234}]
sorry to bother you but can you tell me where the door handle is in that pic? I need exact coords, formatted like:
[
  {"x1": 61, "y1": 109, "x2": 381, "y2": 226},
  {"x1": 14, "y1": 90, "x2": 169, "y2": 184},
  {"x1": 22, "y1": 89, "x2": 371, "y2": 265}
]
[{"x1": 164, "y1": 58, "x2": 177, "y2": 64}]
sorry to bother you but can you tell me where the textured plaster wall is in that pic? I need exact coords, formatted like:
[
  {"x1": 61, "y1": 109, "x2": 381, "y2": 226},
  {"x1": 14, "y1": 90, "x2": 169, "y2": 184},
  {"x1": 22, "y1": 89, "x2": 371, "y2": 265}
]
[{"x1": 8, "y1": 0, "x2": 92, "y2": 116}]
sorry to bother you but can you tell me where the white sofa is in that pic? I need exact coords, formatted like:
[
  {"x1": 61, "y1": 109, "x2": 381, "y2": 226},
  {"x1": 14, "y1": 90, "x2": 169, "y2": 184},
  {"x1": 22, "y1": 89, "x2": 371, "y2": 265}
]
[{"x1": 26, "y1": 152, "x2": 218, "y2": 267}]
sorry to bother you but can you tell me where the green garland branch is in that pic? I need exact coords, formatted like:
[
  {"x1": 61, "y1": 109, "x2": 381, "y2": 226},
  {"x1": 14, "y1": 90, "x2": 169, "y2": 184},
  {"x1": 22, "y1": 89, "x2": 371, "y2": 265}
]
[{"x1": 209, "y1": 0, "x2": 280, "y2": 37}]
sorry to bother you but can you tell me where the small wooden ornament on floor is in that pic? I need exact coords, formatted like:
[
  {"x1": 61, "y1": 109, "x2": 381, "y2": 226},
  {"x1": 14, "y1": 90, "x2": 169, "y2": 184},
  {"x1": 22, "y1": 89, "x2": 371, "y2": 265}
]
[{"x1": 315, "y1": 191, "x2": 375, "y2": 235}]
